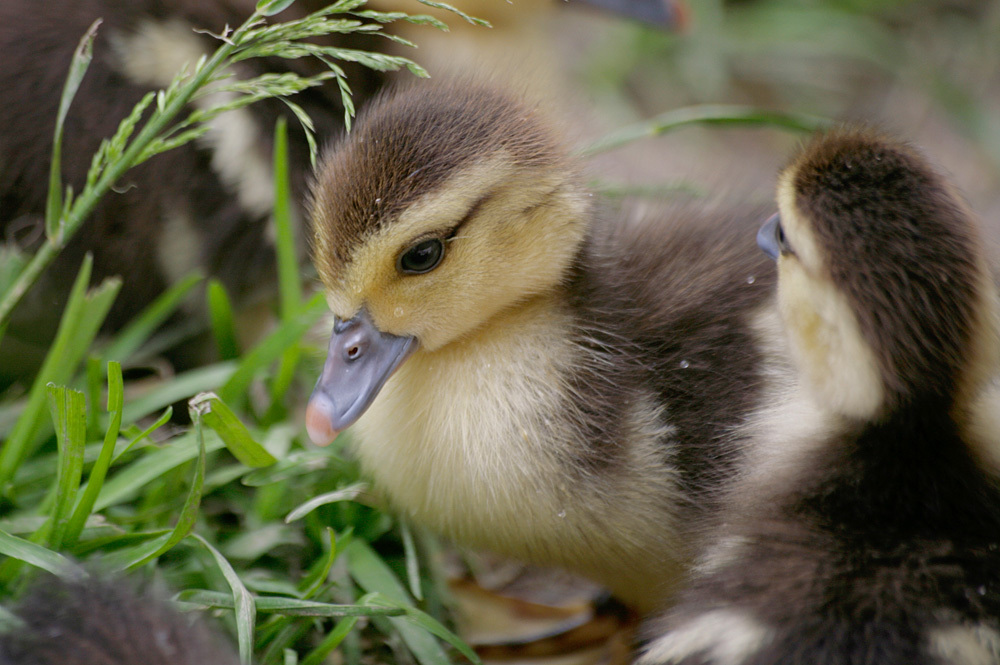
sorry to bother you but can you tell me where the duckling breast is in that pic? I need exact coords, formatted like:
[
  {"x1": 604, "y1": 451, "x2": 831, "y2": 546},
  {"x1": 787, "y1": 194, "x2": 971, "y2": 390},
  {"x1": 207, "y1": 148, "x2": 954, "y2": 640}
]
[{"x1": 352, "y1": 292, "x2": 689, "y2": 611}]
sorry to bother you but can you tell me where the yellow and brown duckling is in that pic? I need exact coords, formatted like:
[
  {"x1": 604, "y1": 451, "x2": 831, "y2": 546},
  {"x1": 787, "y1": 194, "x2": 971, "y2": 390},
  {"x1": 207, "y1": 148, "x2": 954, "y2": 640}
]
[
  {"x1": 304, "y1": 79, "x2": 795, "y2": 613},
  {"x1": 639, "y1": 128, "x2": 1000, "y2": 664}
]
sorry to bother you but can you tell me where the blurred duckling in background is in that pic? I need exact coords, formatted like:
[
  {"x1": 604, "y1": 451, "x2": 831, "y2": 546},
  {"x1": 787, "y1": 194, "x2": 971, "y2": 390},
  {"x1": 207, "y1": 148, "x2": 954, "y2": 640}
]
[
  {"x1": 0, "y1": 572, "x2": 239, "y2": 665},
  {"x1": 639, "y1": 129, "x2": 1000, "y2": 664},
  {"x1": 371, "y1": 0, "x2": 684, "y2": 100},
  {"x1": 0, "y1": 0, "x2": 682, "y2": 392},
  {"x1": 0, "y1": 0, "x2": 381, "y2": 388},
  {"x1": 304, "y1": 79, "x2": 801, "y2": 613}
]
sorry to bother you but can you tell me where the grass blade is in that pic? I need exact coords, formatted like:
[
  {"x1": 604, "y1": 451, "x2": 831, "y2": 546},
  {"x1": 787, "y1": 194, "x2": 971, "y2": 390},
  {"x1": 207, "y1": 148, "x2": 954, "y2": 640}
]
[
  {"x1": 299, "y1": 528, "x2": 338, "y2": 599},
  {"x1": 241, "y1": 449, "x2": 344, "y2": 487},
  {"x1": 366, "y1": 594, "x2": 481, "y2": 665},
  {"x1": 300, "y1": 617, "x2": 359, "y2": 665},
  {"x1": 46, "y1": 19, "x2": 101, "y2": 241},
  {"x1": 272, "y1": 118, "x2": 301, "y2": 319},
  {"x1": 0, "y1": 263, "x2": 120, "y2": 491},
  {"x1": 176, "y1": 590, "x2": 406, "y2": 617},
  {"x1": 346, "y1": 540, "x2": 453, "y2": 665},
  {"x1": 120, "y1": 362, "x2": 236, "y2": 424},
  {"x1": 0, "y1": 255, "x2": 93, "y2": 487},
  {"x1": 399, "y1": 519, "x2": 423, "y2": 601},
  {"x1": 579, "y1": 104, "x2": 831, "y2": 156},
  {"x1": 108, "y1": 414, "x2": 205, "y2": 570},
  {"x1": 218, "y1": 292, "x2": 327, "y2": 405},
  {"x1": 0, "y1": 527, "x2": 80, "y2": 577},
  {"x1": 263, "y1": 117, "x2": 305, "y2": 423},
  {"x1": 64, "y1": 279, "x2": 122, "y2": 381},
  {"x1": 189, "y1": 391, "x2": 277, "y2": 467},
  {"x1": 112, "y1": 406, "x2": 172, "y2": 462},
  {"x1": 257, "y1": 0, "x2": 298, "y2": 16},
  {"x1": 285, "y1": 482, "x2": 367, "y2": 522},
  {"x1": 207, "y1": 279, "x2": 241, "y2": 361},
  {"x1": 64, "y1": 362, "x2": 124, "y2": 546},
  {"x1": 94, "y1": 430, "x2": 223, "y2": 512},
  {"x1": 0, "y1": 246, "x2": 28, "y2": 320},
  {"x1": 191, "y1": 534, "x2": 256, "y2": 665},
  {"x1": 100, "y1": 272, "x2": 203, "y2": 363},
  {"x1": 44, "y1": 384, "x2": 87, "y2": 550}
]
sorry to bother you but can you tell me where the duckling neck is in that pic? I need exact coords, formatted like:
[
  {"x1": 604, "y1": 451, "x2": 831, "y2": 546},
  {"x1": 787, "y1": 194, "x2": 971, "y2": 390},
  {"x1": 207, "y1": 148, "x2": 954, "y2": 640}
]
[
  {"x1": 801, "y1": 404, "x2": 1000, "y2": 545},
  {"x1": 352, "y1": 289, "x2": 584, "y2": 522}
]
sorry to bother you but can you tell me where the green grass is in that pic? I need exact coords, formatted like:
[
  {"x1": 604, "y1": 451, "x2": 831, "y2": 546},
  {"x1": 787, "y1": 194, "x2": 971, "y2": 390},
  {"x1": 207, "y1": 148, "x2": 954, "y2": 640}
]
[
  {"x1": 0, "y1": 115, "x2": 475, "y2": 665},
  {"x1": 0, "y1": 115, "x2": 474, "y2": 665},
  {"x1": 0, "y1": 3, "x2": 482, "y2": 664}
]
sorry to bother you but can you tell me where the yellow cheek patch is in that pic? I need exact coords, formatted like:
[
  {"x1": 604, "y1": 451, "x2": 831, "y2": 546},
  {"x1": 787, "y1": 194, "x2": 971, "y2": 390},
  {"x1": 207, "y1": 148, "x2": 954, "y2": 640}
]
[
  {"x1": 315, "y1": 154, "x2": 589, "y2": 350},
  {"x1": 778, "y1": 258, "x2": 885, "y2": 420},
  {"x1": 776, "y1": 173, "x2": 824, "y2": 273}
]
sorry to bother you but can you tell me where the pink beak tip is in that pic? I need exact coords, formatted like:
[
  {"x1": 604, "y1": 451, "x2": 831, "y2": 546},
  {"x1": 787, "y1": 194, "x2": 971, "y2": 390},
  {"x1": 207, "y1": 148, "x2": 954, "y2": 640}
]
[{"x1": 305, "y1": 401, "x2": 340, "y2": 447}]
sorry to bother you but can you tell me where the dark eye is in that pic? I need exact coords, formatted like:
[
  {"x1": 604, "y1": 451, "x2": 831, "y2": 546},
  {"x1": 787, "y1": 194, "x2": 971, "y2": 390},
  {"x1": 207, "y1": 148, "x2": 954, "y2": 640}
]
[
  {"x1": 398, "y1": 238, "x2": 444, "y2": 274},
  {"x1": 776, "y1": 224, "x2": 792, "y2": 255}
]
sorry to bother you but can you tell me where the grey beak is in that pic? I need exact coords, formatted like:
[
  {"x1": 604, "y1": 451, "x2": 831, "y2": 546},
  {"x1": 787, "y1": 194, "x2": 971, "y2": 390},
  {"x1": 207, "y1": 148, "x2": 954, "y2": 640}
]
[
  {"x1": 570, "y1": 0, "x2": 687, "y2": 28},
  {"x1": 306, "y1": 308, "x2": 418, "y2": 446},
  {"x1": 757, "y1": 213, "x2": 782, "y2": 261}
]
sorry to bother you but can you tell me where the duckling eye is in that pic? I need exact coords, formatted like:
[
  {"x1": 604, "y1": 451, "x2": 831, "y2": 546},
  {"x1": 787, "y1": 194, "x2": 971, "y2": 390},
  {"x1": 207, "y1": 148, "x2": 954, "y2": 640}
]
[
  {"x1": 398, "y1": 238, "x2": 445, "y2": 274},
  {"x1": 776, "y1": 224, "x2": 792, "y2": 255}
]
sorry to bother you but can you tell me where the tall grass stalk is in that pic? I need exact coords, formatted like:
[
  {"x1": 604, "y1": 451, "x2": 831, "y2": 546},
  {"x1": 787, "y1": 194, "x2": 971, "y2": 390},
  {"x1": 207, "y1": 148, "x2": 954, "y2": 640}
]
[{"x1": 0, "y1": 0, "x2": 454, "y2": 327}]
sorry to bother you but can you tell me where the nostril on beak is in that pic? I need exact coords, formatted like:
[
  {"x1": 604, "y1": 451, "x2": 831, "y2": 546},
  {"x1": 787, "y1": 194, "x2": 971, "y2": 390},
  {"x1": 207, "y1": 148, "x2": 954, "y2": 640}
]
[{"x1": 343, "y1": 338, "x2": 368, "y2": 361}]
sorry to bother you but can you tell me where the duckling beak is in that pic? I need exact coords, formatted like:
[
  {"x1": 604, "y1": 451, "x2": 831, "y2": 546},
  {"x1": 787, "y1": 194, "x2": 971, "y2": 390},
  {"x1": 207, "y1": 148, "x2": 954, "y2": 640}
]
[
  {"x1": 757, "y1": 213, "x2": 782, "y2": 261},
  {"x1": 306, "y1": 309, "x2": 418, "y2": 446},
  {"x1": 574, "y1": 0, "x2": 687, "y2": 29}
]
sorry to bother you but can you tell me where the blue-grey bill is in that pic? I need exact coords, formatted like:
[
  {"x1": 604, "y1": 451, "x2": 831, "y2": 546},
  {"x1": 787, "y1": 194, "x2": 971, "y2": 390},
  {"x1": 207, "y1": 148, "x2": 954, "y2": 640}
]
[
  {"x1": 572, "y1": 0, "x2": 686, "y2": 28},
  {"x1": 757, "y1": 213, "x2": 782, "y2": 261},
  {"x1": 306, "y1": 309, "x2": 418, "y2": 446}
]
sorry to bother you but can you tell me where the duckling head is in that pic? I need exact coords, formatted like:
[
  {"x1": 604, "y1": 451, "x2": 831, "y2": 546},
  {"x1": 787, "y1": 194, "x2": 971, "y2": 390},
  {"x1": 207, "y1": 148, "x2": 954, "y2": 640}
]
[
  {"x1": 758, "y1": 128, "x2": 997, "y2": 421},
  {"x1": 306, "y1": 80, "x2": 591, "y2": 445}
]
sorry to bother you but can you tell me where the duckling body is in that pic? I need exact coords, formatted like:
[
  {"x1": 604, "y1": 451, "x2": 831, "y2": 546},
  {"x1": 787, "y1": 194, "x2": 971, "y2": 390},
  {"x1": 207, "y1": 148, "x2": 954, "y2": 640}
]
[
  {"x1": 0, "y1": 573, "x2": 239, "y2": 665},
  {"x1": 307, "y1": 81, "x2": 785, "y2": 612},
  {"x1": 639, "y1": 129, "x2": 1000, "y2": 664}
]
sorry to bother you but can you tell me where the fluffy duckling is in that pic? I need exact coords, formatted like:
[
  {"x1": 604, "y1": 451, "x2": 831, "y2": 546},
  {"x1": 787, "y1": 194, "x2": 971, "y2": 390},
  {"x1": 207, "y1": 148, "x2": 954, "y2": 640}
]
[
  {"x1": 638, "y1": 129, "x2": 1000, "y2": 664},
  {"x1": 305, "y1": 80, "x2": 791, "y2": 613},
  {"x1": 0, "y1": 572, "x2": 238, "y2": 665}
]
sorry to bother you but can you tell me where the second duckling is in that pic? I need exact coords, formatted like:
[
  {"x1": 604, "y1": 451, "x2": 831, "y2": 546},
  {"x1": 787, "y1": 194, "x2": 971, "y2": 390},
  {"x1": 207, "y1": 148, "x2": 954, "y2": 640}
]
[{"x1": 639, "y1": 129, "x2": 1000, "y2": 664}]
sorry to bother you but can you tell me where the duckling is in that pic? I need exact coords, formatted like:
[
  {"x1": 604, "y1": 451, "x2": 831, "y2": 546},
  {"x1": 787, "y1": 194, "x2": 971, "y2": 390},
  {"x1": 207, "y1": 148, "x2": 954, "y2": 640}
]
[
  {"x1": 305, "y1": 79, "x2": 792, "y2": 613},
  {"x1": 638, "y1": 128, "x2": 1000, "y2": 664},
  {"x1": 0, "y1": 572, "x2": 239, "y2": 665}
]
